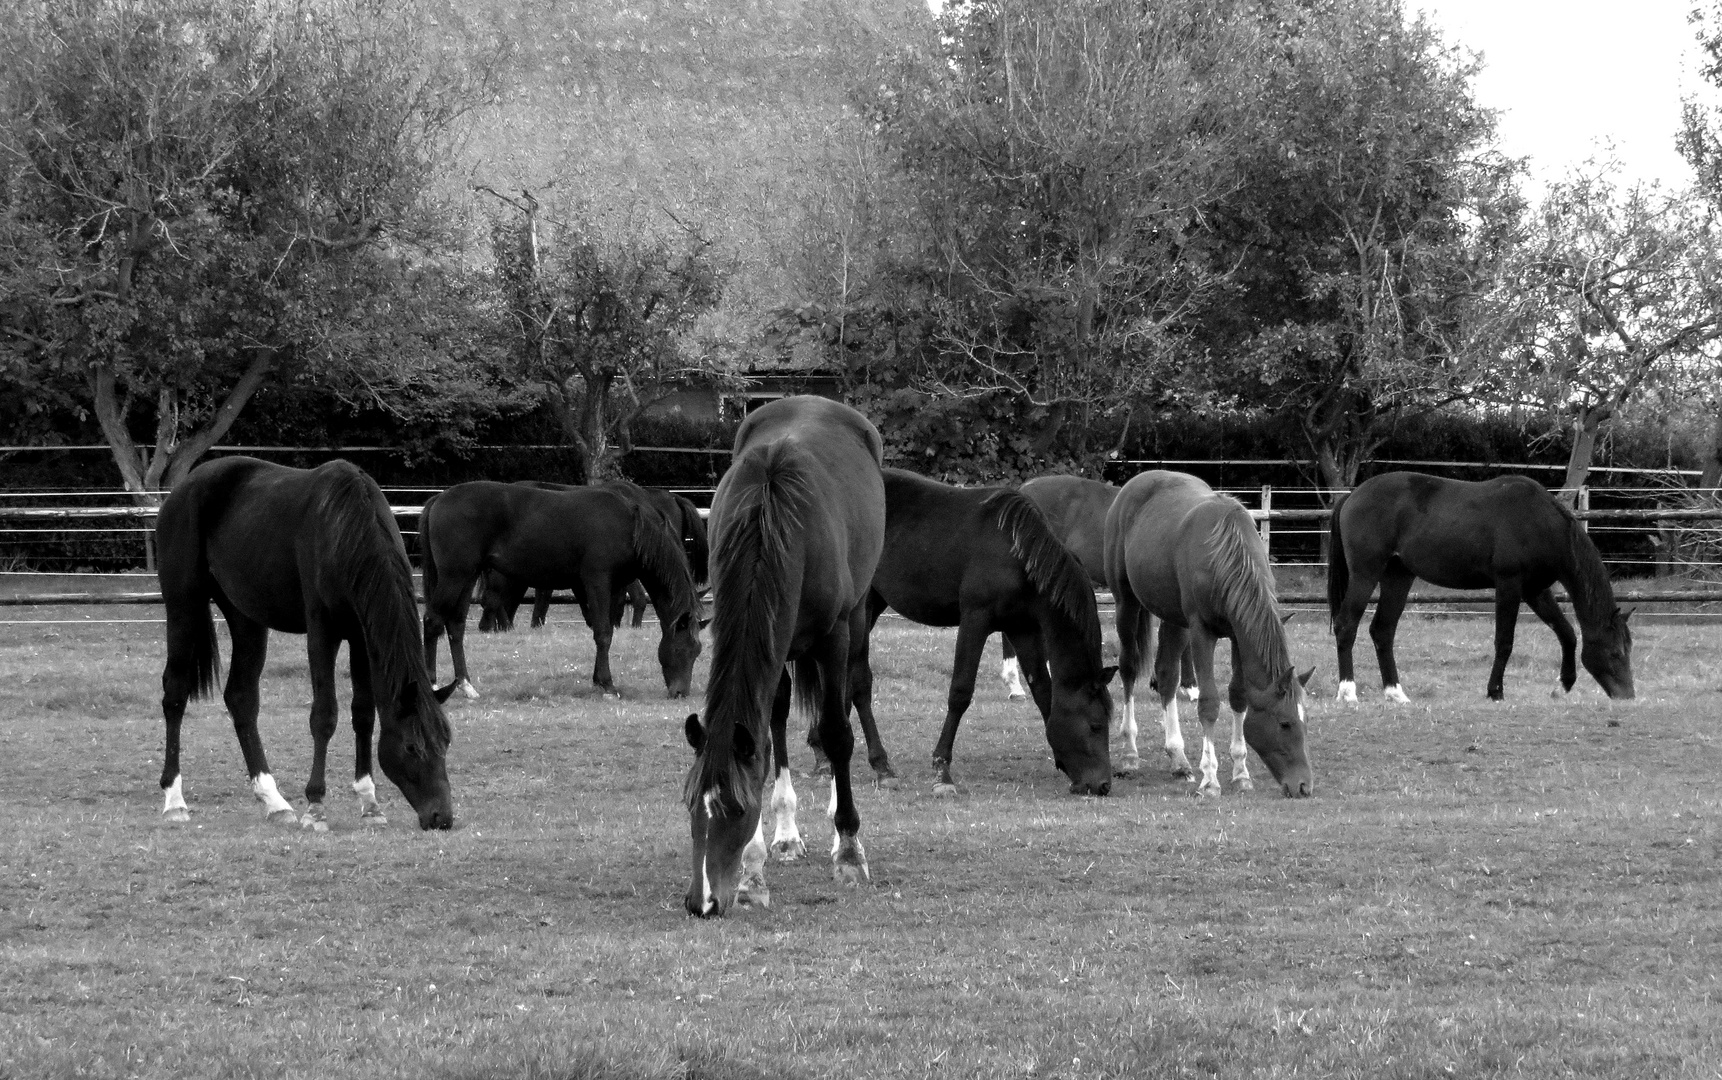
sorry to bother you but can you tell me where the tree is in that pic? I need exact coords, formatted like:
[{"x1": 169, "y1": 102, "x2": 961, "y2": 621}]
[
  {"x1": 1480, "y1": 171, "x2": 1722, "y2": 500},
  {"x1": 0, "y1": 0, "x2": 505, "y2": 500},
  {"x1": 1207, "y1": 0, "x2": 1513, "y2": 493},
  {"x1": 482, "y1": 189, "x2": 725, "y2": 480}
]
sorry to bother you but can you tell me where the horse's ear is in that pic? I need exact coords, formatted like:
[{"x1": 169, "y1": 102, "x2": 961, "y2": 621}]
[
  {"x1": 433, "y1": 681, "x2": 458, "y2": 705},
  {"x1": 1281, "y1": 611, "x2": 1296, "y2": 626},
  {"x1": 1098, "y1": 665, "x2": 1118, "y2": 687},
  {"x1": 698, "y1": 616, "x2": 712, "y2": 631},
  {"x1": 1618, "y1": 605, "x2": 1635, "y2": 624},
  {"x1": 684, "y1": 713, "x2": 704, "y2": 752},
  {"x1": 1297, "y1": 667, "x2": 1314, "y2": 688},
  {"x1": 733, "y1": 723, "x2": 756, "y2": 762}
]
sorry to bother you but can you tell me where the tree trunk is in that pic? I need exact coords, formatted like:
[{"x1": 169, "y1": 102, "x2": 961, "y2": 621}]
[
  {"x1": 580, "y1": 371, "x2": 621, "y2": 480},
  {"x1": 1559, "y1": 404, "x2": 1611, "y2": 507}
]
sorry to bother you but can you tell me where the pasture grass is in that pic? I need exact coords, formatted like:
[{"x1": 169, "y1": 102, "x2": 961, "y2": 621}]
[{"x1": 1, "y1": 607, "x2": 1719, "y2": 1078}]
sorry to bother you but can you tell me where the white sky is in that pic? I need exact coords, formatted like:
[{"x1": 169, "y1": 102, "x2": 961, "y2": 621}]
[{"x1": 1414, "y1": 0, "x2": 1706, "y2": 190}]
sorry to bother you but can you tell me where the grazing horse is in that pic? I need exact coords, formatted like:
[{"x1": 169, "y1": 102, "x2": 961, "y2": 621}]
[
  {"x1": 1328, "y1": 471, "x2": 1635, "y2": 702},
  {"x1": 155, "y1": 457, "x2": 455, "y2": 830},
  {"x1": 1105, "y1": 470, "x2": 1313, "y2": 798},
  {"x1": 421, "y1": 482, "x2": 703, "y2": 698},
  {"x1": 683, "y1": 396, "x2": 885, "y2": 918},
  {"x1": 1007, "y1": 474, "x2": 1197, "y2": 704},
  {"x1": 840, "y1": 469, "x2": 1116, "y2": 796}
]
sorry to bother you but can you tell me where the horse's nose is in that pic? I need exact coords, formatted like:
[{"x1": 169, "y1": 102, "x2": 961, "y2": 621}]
[
  {"x1": 1282, "y1": 779, "x2": 1312, "y2": 799},
  {"x1": 684, "y1": 892, "x2": 720, "y2": 918},
  {"x1": 420, "y1": 808, "x2": 453, "y2": 830},
  {"x1": 1070, "y1": 779, "x2": 1111, "y2": 797}
]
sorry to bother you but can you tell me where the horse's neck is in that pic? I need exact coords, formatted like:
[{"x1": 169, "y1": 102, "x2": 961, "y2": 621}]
[
  {"x1": 1214, "y1": 579, "x2": 1290, "y2": 690},
  {"x1": 1556, "y1": 555, "x2": 1616, "y2": 638},
  {"x1": 1035, "y1": 598, "x2": 1101, "y2": 682}
]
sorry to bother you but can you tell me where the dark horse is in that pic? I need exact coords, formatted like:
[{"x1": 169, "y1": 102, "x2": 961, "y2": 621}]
[
  {"x1": 839, "y1": 469, "x2": 1116, "y2": 796},
  {"x1": 421, "y1": 482, "x2": 703, "y2": 698},
  {"x1": 1328, "y1": 471, "x2": 1635, "y2": 703},
  {"x1": 478, "y1": 480, "x2": 707, "y2": 633},
  {"x1": 1007, "y1": 474, "x2": 1197, "y2": 703},
  {"x1": 156, "y1": 457, "x2": 455, "y2": 830},
  {"x1": 1105, "y1": 470, "x2": 1313, "y2": 797},
  {"x1": 683, "y1": 396, "x2": 885, "y2": 917}
]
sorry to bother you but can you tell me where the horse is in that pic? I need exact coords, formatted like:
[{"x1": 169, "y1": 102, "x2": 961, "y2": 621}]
[
  {"x1": 838, "y1": 469, "x2": 1116, "y2": 796},
  {"x1": 420, "y1": 481, "x2": 703, "y2": 699},
  {"x1": 155, "y1": 457, "x2": 456, "y2": 830},
  {"x1": 475, "y1": 479, "x2": 705, "y2": 632},
  {"x1": 1104, "y1": 469, "x2": 1313, "y2": 797},
  {"x1": 1007, "y1": 474, "x2": 1197, "y2": 705},
  {"x1": 1327, "y1": 471, "x2": 1635, "y2": 703},
  {"x1": 682, "y1": 396, "x2": 886, "y2": 918}
]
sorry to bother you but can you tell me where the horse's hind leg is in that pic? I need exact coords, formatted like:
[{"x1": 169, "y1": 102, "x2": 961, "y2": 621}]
[
  {"x1": 1112, "y1": 589, "x2": 1154, "y2": 774},
  {"x1": 766, "y1": 671, "x2": 804, "y2": 861},
  {"x1": 159, "y1": 605, "x2": 206, "y2": 822},
  {"x1": 298, "y1": 621, "x2": 342, "y2": 832},
  {"x1": 847, "y1": 593, "x2": 897, "y2": 783},
  {"x1": 1526, "y1": 587, "x2": 1578, "y2": 693},
  {"x1": 219, "y1": 611, "x2": 295, "y2": 824},
  {"x1": 347, "y1": 639, "x2": 387, "y2": 825},
  {"x1": 531, "y1": 588, "x2": 552, "y2": 628},
  {"x1": 999, "y1": 637, "x2": 1028, "y2": 700},
  {"x1": 1487, "y1": 580, "x2": 1525, "y2": 701},
  {"x1": 929, "y1": 612, "x2": 993, "y2": 796},
  {"x1": 811, "y1": 622, "x2": 868, "y2": 886},
  {"x1": 1154, "y1": 623, "x2": 1198, "y2": 783},
  {"x1": 1370, "y1": 565, "x2": 1415, "y2": 703}
]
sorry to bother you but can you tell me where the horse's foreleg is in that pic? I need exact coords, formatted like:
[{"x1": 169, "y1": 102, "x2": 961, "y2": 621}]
[
  {"x1": 1184, "y1": 629, "x2": 1223, "y2": 797},
  {"x1": 929, "y1": 614, "x2": 992, "y2": 796},
  {"x1": 347, "y1": 640, "x2": 386, "y2": 826},
  {"x1": 530, "y1": 589, "x2": 552, "y2": 629},
  {"x1": 1487, "y1": 581, "x2": 1524, "y2": 701},
  {"x1": 1154, "y1": 623, "x2": 1196, "y2": 782},
  {"x1": 1370, "y1": 566, "x2": 1414, "y2": 703},
  {"x1": 1179, "y1": 647, "x2": 1200, "y2": 701},
  {"x1": 300, "y1": 622, "x2": 342, "y2": 832},
  {"x1": 1226, "y1": 640, "x2": 1253, "y2": 793},
  {"x1": 581, "y1": 577, "x2": 618, "y2": 695},
  {"x1": 999, "y1": 637, "x2": 1028, "y2": 700},
  {"x1": 767, "y1": 671, "x2": 804, "y2": 861},
  {"x1": 220, "y1": 612, "x2": 295, "y2": 824},
  {"x1": 813, "y1": 623, "x2": 868, "y2": 886},
  {"x1": 1112, "y1": 590, "x2": 1153, "y2": 775},
  {"x1": 1526, "y1": 588, "x2": 1578, "y2": 694},
  {"x1": 847, "y1": 594, "x2": 896, "y2": 782}
]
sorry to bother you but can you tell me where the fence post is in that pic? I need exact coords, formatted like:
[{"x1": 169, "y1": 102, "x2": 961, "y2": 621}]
[
  {"x1": 1578, "y1": 485, "x2": 1589, "y2": 532},
  {"x1": 1259, "y1": 484, "x2": 1273, "y2": 555}
]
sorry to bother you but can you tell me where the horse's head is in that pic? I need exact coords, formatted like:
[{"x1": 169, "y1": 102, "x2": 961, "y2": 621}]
[
  {"x1": 1242, "y1": 667, "x2": 1314, "y2": 798},
  {"x1": 1047, "y1": 666, "x2": 1117, "y2": 796},
  {"x1": 1581, "y1": 606, "x2": 1635, "y2": 699},
  {"x1": 657, "y1": 608, "x2": 708, "y2": 698},
  {"x1": 377, "y1": 680, "x2": 457, "y2": 830},
  {"x1": 682, "y1": 712, "x2": 764, "y2": 917}
]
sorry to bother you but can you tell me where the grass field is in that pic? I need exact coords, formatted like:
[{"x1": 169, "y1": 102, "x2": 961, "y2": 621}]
[{"x1": 1, "y1": 605, "x2": 1720, "y2": 1079}]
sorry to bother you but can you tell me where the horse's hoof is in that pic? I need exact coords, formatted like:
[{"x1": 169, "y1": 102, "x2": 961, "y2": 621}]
[
  {"x1": 1007, "y1": 690, "x2": 1027, "y2": 701},
  {"x1": 932, "y1": 782, "x2": 958, "y2": 798},
  {"x1": 1170, "y1": 764, "x2": 1195, "y2": 780},
  {"x1": 162, "y1": 807, "x2": 190, "y2": 823},
  {"x1": 300, "y1": 806, "x2": 327, "y2": 831},
  {"x1": 772, "y1": 838, "x2": 805, "y2": 862},
  {"x1": 1384, "y1": 685, "x2": 1410, "y2": 704},
  {"x1": 1233, "y1": 778, "x2": 1255, "y2": 793},
  {"x1": 1114, "y1": 756, "x2": 1142, "y2": 777},
  {"x1": 874, "y1": 773, "x2": 901, "y2": 791},
  {"x1": 266, "y1": 808, "x2": 298, "y2": 826},
  {"x1": 736, "y1": 873, "x2": 771, "y2": 909},
  {"x1": 1335, "y1": 681, "x2": 1358, "y2": 704},
  {"x1": 457, "y1": 680, "x2": 479, "y2": 700},
  {"x1": 361, "y1": 809, "x2": 389, "y2": 827},
  {"x1": 1196, "y1": 783, "x2": 1221, "y2": 799},
  {"x1": 601, "y1": 691, "x2": 622, "y2": 701},
  {"x1": 832, "y1": 860, "x2": 869, "y2": 886}
]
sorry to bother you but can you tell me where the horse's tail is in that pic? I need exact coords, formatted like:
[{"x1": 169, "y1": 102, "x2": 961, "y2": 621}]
[
  {"x1": 156, "y1": 482, "x2": 222, "y2": 701},
  {"x1": 793, "y1": 654, "x2": 823, "y2": 725},
  {"x1": 418, "y1": 492, "x2": 441, "y2": 608},
  {"x1": 1326, "y1": 491, "x2": 1350, "y2": 627}
]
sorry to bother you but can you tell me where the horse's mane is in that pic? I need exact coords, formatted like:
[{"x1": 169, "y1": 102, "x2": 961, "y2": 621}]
[
  {"x1": 319, "y1": 465, "x2": 451, "y2": 753},
  {"x1": 675, "y1": 493, "x2": 711, "y2": 587},
  {"x1": 1206, "y1": 498, "x2": 1292, "y2": 681},
  {"x1": 1553, "y1": 496, "x2": 1617, "y2": 624},
  {"x1": 628, "y1": 496, "x2": 700, "y2": 621},
  {"x1": 683, "y1": 441, "x2": 811, "y2": 817},
  {"x1": 984, "y1": 490, "x2": 1102, "y2": 660}
]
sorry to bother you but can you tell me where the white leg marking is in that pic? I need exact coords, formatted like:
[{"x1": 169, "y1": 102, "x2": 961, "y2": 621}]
[
  {"x1": 1162, "y1": 697, "x2": 1191, "y2": 776},
  {"x1": 1000, "y1": 656, "x2": 1028, "y2": 700},
  {"x1": 737, "y1": 816, "x2": 770, "y2": 908},
  {"x1": 1184, "y1": 683, "x2": 1200, "y2": 702},
  {"x1": 1336, "y1": 679, "x2": 1358, "y2": 704},
  {"x1": 1384, "y1": 684, "x2": 1410, "y2": 704},
  {"x1": 1198, "y1": 737, "x2": 1220, "y2": 796},
  {"x1": 827, "y1": 778, "x2": 838, "y2": 819},
  {"x1": 1116, "y1": 686, "x2": 1141, "y2": 770},
  {"x1": 1229, "y1": 710, "x2": 1252, "y2": 790},
  {"x1": 457, "y1": 678, "x2": 479, "y2": 700},
  {"x1": 252, "y1": 773, "x2": 296, "y2": 821},
  {"x1": 770, "y1": 769, "x2": 805, "y2": 861},
  {"x1": 162, "y1": 775, "x2": 189, "y2": 821},
  {"x1": 354, "y1": 774, "x2": 387, "y2": 825}
]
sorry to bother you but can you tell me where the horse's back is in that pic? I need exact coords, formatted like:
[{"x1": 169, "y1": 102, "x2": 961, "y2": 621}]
[
  {"x1": 1340, "y1": 472, "x2": 1570, "y2": 586},
  {"x1": 873, "y1": 468, "x2": 1024, "y2": 625},
  {"x1": 431, "y1": 481, "x2": 634, "y2": 585},
  {"x1": 1107, "y1": 470, "x2": 1244, "y2": 621},
  {"x1": 1020, "y1": 474, "x2": 1118, "y2": 586}
]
